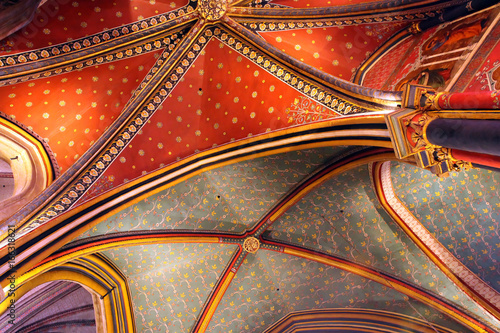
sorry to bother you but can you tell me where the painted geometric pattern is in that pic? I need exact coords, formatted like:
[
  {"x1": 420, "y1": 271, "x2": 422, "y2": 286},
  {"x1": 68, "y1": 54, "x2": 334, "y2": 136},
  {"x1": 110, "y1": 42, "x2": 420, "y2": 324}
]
[
  {"x1": 77, "y1": 147, "x2": 346, "y2": 238},
  {"x1": 101, "y1": 243, "x2": 237, "y2": 333},
  {"x1": 268, "y1": 165, "x2": 491, "y2": 316},
  {"x1": 259, "y1": 23, "x2": 406, "y2": 81},
  {"x1": 458, "y1": 19, "x2": 500, "y2": 92},
  {"x1": 362, "y1": 36, "x2": 414, "y2": 89},
  {"x1": 206, "y1": 250, "x2": 472, "y2": 333},
  {"x1": 384, "y1": 26, "x2": 438, "y2": 91},
  {"x1": 391, "y1": 162, "x2": 500, "y2": 293},
  {"x1": 77, "y1": 38, "x2": 336, "y2": 201}
]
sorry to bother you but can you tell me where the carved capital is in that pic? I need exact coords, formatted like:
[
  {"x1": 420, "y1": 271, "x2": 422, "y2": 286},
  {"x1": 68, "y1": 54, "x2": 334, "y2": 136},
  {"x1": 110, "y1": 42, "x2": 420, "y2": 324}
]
[
  {"x1": 243, "y1": 237, "x2": 260, "y2": 253},
  {"x1": 385, "y1": 105, "x2": 475, "y2": 176},
  {"x1": 401, "y1": 84, "x2": 445, "y2": 111}
]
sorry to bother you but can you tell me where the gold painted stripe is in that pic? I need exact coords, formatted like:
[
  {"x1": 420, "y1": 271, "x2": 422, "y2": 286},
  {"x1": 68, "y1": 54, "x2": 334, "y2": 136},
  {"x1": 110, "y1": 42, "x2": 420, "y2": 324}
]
[
  {"x1": 0, "y1": 257, "x2": 135, "y2": 332},
  {"x1": 228, "y1": 0, "x2": 444, "y2": 18},
  {"x1": 0, "y1": 15, "x2": 198, "y2": 80},
  {"x1": 283, "y1": 248, "x2": 488, "y2": 333},
  {"x1": 77, "y1": 255, "x2": 135, "y2": 332},
  {"x1": 221, "y1": 20, "x2": 399, "y2": 109},
  {"x1": 265, "y1": 309, "x2": 458, "y2": 333},
  {"x1": 6, "y1": 20, "x2": 211, "y2": 241},
  {"x1": 198, "y1": 271, "x2": 235, "y2": 333}
]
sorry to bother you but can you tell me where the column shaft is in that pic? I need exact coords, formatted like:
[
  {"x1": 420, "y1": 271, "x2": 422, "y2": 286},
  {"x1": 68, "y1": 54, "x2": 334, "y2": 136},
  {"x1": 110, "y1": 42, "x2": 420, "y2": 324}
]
[{"x1": 436, "y1": 91, "x2": 500, "y2": 110}]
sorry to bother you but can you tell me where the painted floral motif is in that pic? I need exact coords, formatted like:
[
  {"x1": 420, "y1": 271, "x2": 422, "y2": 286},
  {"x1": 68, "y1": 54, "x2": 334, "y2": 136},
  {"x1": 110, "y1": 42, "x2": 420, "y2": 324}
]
[
  {"x1": 206, "y1": 250, "x2": 472, "y2": 333},
  {"x1": 381, "y1": 162, "x2": 500, "y2": 319},
  {"x1": 268, "y1": 165, "x2": 494, "y2": 318},
  {"x1": 79, "y1": 38, "x2": 328, "y2": 201},
  {"x1": 391, "y1": 162, "x2": 500, "y2": 293},
  {"x1": 78, "y1": 147, "x2": 346, "y2": 238},
  {"x1": 101, "y1": 243, "x2": 237, "y2": 333}
]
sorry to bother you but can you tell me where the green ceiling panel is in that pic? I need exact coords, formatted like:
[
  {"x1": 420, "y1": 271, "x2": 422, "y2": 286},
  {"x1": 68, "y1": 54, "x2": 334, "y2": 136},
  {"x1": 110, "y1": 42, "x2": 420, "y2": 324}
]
[
  {"x1": 101, "y1": 243, "x2": 237, "y2": 333},
  {"x1": 391, "y1": 162, "x2": 500, "y2": 294},
  {"x1": 206, "y1": 250, "x2": 472, "y2": 333},
  {"x1": 78, "y1": 147, "x2": 348, "y2": 238}
]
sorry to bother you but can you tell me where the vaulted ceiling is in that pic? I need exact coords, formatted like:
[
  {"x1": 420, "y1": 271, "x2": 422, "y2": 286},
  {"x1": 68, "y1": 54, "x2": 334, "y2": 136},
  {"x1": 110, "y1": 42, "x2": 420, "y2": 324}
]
[{"x1": 0, "y1": 0, "x2": 499, "y2": 332}]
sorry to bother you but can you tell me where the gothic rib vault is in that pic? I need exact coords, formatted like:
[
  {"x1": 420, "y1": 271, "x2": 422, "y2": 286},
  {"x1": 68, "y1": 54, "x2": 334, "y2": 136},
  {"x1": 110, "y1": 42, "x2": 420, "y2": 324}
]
[{"x1": 0, "y1": 0, "x2": 499, "y2": 332}]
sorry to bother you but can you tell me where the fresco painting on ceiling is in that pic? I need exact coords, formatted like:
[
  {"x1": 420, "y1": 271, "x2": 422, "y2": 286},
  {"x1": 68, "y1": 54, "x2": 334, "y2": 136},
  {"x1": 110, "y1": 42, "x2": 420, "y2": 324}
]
[
  {"x1": 207, "y1": 250, "x2": 473, "y2": 333},
  {"x1": 393, "y1": 9, "x2": 495, "y2": 91},
  {"x1": 74, "y1": 39, "x2": 334, "y2": 203},
  {"x1": 455, "y1": 18, "x2": 500, "y2": 92},
  {"x1": 361, "y1": 37, "x2": 414, "y2": 90},
  {"x1": 0, "y1": 50, "x2": 161, "y2": 173},
  {"x1": 102, "y1": 243, "x2": 237, "y2": 333},
  {"x1": 259, "y1": 23, "x2": 407, "y2": 82},
  {"x1": 76, "y1": 148, "x2": 346, "y2": 236}
]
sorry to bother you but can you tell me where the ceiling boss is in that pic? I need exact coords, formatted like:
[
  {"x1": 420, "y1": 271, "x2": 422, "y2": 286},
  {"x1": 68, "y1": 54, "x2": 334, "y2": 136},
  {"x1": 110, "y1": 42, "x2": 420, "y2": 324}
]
[
  {"x1": 198, "y1": 0, "x2": 228, "y2": 21},
  {"x1": 243, "y1": 237, "x2": 260, "y2": 254}
]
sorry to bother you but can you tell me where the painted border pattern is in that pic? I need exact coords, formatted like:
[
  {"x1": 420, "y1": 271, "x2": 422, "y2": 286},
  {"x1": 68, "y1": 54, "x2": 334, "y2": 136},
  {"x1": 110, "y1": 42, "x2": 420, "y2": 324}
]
[
  {"x1": 0, "y1": 4, "x2": 195, "y2": 71},
  {"x1": 380, "y1": 161, "x2": 500, "y2": 309},
  {"x1": 0, "y1": 110, "x2": 60, "y2": 178},
  {"x1": 240, "y1": 12, "x2": 436, "y2": 32}
]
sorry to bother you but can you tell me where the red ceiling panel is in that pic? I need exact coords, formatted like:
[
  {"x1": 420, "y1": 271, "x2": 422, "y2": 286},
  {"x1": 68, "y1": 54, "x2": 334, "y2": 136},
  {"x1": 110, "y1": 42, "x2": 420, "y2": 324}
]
[{"x1": 259, "y1": 23, "x2": 407, "y2": 81}]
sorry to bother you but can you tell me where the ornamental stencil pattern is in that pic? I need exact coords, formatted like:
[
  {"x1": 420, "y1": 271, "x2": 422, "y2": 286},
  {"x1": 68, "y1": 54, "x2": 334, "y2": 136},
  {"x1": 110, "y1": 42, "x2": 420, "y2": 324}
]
[
  {"x1": 391, "y1": 162, "x2": 500, "y2": 293},
  {"x1": 77, "y1": 147, "x2": 346, "y2": 238},
  {"x1": 206, "y1": 250, "x2": 472, "y2": 333},
  {"x1": 267, "y1": 165, "x2": 492, "y2": 317},
  {"x1": 101, "y1": 243, "x2": 237, "y2": 333}
]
